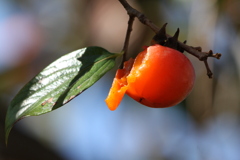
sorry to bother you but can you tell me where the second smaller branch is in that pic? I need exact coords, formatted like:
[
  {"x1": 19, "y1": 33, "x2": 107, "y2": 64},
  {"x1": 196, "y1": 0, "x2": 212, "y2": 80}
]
[{"x1": 120, "y1": 15, "x2": 135, "y2": 69}]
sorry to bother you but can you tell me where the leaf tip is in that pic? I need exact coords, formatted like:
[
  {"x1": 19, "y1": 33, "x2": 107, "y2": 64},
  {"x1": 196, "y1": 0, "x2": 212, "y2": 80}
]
[{"x1": 4, "y1": 124, "x2": 12, "y2": 146}]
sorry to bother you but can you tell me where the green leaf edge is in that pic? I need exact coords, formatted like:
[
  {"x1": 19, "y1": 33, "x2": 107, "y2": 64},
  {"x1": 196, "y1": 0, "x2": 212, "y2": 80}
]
[{"x1": 5, "y1": 46, "x2": 122, "y2": 144}]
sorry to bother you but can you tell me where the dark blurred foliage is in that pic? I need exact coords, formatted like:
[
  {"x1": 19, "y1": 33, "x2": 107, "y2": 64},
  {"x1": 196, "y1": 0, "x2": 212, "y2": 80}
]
[{"x1": 0, "y1": 0, "x2": 240, "y2": 160}]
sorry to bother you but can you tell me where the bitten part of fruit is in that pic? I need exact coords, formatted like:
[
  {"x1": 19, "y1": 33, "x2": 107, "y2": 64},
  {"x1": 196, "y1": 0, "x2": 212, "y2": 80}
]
[
  {"x1": 105, "y1": 44, "x2": 195, "y2": 111},
  {"x1": 105, "y1": 58, "x2": 134, "y2": 111}
]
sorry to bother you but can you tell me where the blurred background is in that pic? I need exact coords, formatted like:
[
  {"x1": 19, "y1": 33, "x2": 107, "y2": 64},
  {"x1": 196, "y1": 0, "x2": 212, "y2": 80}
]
[{"x1": 0, "y1": 0, "x2": 240, "y2": 159}]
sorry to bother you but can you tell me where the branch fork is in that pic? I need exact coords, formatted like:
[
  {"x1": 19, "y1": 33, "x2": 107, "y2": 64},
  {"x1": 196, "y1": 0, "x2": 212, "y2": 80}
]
[{"x1": 119, "y1": 0, "x2": 221, "y2": 78}]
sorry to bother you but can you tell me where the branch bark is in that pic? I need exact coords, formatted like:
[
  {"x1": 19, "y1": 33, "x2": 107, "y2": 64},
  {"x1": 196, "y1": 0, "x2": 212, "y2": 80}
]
[
  {"x1": 120, "y1": 15, "x2": 135, "y2": 69},
  {"x1": 118, "y1": 0, "x2": 221, "y2": 78}
]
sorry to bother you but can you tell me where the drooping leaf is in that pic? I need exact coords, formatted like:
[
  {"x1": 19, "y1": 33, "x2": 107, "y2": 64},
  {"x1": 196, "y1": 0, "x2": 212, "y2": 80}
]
[{"x1": 5, "y1": 46, "x2": 121, "y2": 143}]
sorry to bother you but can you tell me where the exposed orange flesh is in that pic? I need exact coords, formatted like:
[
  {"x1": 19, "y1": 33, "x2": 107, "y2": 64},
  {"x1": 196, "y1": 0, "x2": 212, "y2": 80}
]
[
  {"x1": 105, "y1": 44, "x2": 195, "y2": 110},
  {"x1": 105, "y1": 58, "x2": 134, "y2": 111}
]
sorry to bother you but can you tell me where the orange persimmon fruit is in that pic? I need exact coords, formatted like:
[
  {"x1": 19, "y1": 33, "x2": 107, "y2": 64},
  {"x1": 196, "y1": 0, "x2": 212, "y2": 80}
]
[{"x1": 105, "y1": 44, "x2": 195, "y2": 111}]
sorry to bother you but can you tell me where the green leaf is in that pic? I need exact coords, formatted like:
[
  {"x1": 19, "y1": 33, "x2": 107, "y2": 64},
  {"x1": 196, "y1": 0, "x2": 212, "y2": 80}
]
[{"x1": 5, "y1": 46, "x2": 120, "y2": 143}]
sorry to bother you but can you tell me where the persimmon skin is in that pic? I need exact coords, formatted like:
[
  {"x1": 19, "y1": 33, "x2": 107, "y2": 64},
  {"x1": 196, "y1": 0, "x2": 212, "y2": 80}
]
[
  {"x1": 105, "y1": 44, "x2": 195, "y2": 110},
  {"x1": 126, "y1": 44, "x2": 195, "y2": 108}
]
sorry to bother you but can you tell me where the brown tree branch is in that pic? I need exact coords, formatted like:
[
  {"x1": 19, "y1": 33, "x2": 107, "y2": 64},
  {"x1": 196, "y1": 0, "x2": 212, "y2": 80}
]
[
  {"x1": 118, "y1": 0, "x2": 222, "y2": 78},
  {"x1": 120, "y1": 15, "x2": 135, "y2": 69}
]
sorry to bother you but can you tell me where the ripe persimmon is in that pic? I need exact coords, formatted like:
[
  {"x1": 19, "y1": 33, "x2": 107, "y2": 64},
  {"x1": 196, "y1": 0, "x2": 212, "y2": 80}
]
[{"x1": 105, "y1": 44, "x2": 195, "y2": 111}]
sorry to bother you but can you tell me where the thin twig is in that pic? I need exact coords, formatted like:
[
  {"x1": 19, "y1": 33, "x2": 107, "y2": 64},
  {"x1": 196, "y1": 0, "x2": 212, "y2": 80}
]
[
  {"x1": 118, "y1": 0, "x2": 222, "y2": 78},
  {"x1": 204, "y1": 60, "x2": 213, "y2": 78},
  {"x1": 120, "y1": 15, "x2": 135, "y2": 69}
]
